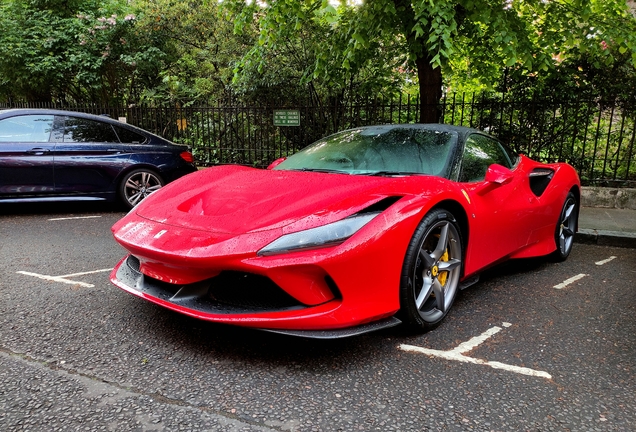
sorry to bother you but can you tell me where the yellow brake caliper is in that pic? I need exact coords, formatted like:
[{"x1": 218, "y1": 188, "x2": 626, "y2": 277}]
[{"x1": 438, "y1": 249, "x2": 449, "y2": 286}]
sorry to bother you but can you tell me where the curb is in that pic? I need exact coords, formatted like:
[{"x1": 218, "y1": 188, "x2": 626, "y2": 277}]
[{"x1": 575, "y1": 229, "x2": 636, "y2": 249}]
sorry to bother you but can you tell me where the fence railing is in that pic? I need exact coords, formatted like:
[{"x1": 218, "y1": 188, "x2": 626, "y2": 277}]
[{"x1": 2, "y1": 93, "x2": 635, "y2": 187}]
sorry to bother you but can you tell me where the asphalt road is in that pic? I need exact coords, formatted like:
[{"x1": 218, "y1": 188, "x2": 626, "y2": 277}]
[{"x1": 1, "y1": 203, "x2": 635, "y2": 431}]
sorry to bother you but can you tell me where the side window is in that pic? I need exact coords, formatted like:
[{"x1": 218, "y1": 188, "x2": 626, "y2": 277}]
[
  {"x1": 459, "y1": 134, "x2": 512, "y2": 182},
  {"x1": 0, "y1": 115, "x2": 54, "y2": 142},
  {"x1": 62, "y1": 116, "x2": 119, "y2": 143},
  {"x1": 113, "y1": 125, "x2": 145, "y2": 144},
  {"x1": 501, "y1": 142, "x2": 519, "y2": 166}
]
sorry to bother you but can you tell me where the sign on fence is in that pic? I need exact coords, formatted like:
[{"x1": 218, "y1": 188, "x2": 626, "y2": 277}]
[{"x1": 273, "y1": 110, "x2": 300, "y2": 127}]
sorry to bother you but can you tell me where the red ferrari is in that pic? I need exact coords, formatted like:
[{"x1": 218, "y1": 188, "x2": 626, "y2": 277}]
[{"x1": 111, "y1": 124, "x2": 580, "y2": 338}]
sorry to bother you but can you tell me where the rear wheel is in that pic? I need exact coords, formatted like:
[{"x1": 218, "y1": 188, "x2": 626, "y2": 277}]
[
  {"x1": 399, "y1": 209, "x2": 463, "y2": 331},
  {"x1": 551, "y1": 191, "x2": 578, "y2": 262},
  {"x1": 119, "y1": 168, "x2": 163, "y2": 209}
]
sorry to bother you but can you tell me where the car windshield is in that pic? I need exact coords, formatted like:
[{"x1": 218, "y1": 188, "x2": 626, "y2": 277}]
[{"x1": 274, "y1": 126, "x2": 457, "y2": 178}]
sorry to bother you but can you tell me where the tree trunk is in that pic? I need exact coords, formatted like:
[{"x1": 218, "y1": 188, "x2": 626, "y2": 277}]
[
  {"x1": 415, "y1": 54, "x2": 443, "y2": 123},
  {"x1": 391, "y1": 0, "x2": 443, "y2": 123}
]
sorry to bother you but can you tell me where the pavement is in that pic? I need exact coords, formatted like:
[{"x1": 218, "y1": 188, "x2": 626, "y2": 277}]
[
  {"x1": 577, "y1": 206, "x2": 636, "y2": 248},
  {"x1": 566, "y1": 186, "x2": 636, "y2": 248}
]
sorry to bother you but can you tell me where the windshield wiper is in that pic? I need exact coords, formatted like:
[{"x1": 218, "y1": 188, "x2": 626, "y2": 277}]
[
  {"x1": 290, "y1": 168, "x2": 350, "y2": 174},
  {"x1": 363, "y1": 170, "x2": 423, "y2": 177}
]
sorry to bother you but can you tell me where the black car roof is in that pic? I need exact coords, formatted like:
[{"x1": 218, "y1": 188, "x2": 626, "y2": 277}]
[{"x1": 339, "y1": 123, "x2": 493, "y2": 140}]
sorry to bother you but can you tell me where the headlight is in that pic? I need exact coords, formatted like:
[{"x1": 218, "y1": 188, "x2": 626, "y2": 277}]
[{"x1": 258, "y1": 212, "x2": 380, "y2": 256}]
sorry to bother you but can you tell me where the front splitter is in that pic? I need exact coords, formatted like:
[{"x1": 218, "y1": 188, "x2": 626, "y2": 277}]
[{"x1": 260, "y1": 316, "x2": 402, "y2": 339}]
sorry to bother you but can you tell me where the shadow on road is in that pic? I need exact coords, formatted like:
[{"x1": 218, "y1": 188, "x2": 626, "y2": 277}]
[{"x1": 118, "y1": 298, "x2": 402, "y2": 370}]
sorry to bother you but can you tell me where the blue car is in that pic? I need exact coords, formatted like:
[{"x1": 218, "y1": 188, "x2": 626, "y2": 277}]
[{"x1": 0, "y1": 109, "x2": 197, "y2": 208}]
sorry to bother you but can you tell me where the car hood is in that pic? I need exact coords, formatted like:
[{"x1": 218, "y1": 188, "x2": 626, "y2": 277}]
[{"x1": 133, "y1": 165, "x2": 407, "y2": 235}]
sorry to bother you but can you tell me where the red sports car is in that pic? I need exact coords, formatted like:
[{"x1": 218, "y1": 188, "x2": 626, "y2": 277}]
[{"x1": 110, "y1": 124, "x2": 580, "y2": 338}]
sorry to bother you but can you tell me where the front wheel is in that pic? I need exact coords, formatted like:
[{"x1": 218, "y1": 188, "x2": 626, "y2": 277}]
[
  {"x1": 399, "y1": 209, "x2": 463, "y2": 331},
  {"x1": 550, "y1": 191, "x2": 578, "y2": 262},
  {"x1": 119, "y1": 169, "x2": 164, "y2": 209}
]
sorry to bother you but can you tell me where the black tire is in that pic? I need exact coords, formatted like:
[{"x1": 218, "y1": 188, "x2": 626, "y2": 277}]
[
  {"x1": 119, "y1": 168, "x2": 164, "y2": 209},
  {"x1": 399, "y1": 208, "x2": 463, "y2": 331},
  {"x1": 550, "y1": 191, "x2": 578, "y2": 262}
]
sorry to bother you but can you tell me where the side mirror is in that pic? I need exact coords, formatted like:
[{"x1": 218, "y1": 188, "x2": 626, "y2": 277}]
[
  {"x1": 267, "y1": 157, "x2": 286, "y2": 170},
  {"x1": 484, "y1": 164, "x2": 513, "y2": 185}
]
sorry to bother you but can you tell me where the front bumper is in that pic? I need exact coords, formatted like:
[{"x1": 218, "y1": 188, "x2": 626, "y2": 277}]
[
  {"x1": 110, "y1": 195, "x2": 429, "y2": 334},
  {"x1": 117, "y1": 254, "x2": 308, "y2": 313},
  {"x1": 111, "y1": 254, "x2": 401, "y2": 337}
]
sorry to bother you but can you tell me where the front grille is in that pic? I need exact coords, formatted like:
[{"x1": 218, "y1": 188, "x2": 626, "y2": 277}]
[
  {"x1": 124, "y1": 255, "x2": 304, "y2": 314},
  {"x1": 208, "y1": 272, "x2": 303, "y2": 311}
]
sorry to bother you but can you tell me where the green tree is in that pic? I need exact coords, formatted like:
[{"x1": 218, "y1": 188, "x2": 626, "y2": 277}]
[
  {"x1": 131, "y1": 0, "x2": 256, "y2": 105},
  {"x1": 225, "y1": 0, "x2": 636, "y2": 123},
  {"x1": 226, "y1": 2, "x2": 411, "y2": 113},
  {"x1": 0, "y1": 0, "x2": 167, "y2": 103}
]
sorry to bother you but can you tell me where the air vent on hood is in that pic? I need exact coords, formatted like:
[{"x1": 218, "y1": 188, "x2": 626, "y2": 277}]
[{"x1": 357, "y1": 196, "x2": 403, "y2": 214}]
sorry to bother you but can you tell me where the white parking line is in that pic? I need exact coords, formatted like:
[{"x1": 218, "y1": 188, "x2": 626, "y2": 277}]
[
  {"x1": 48, "y1": 216, "x2": 102, "y2": 221},
  {"x1": 595, "y1": 256, "x2": 617, "y2": 266},
  {"x1": 58, "y1": 269, "x2": 113, "y2": 278},
  {"x1": 553, "y1": 273, "x2": 587, "y2": 289},
  {"x1": 399, "y1": 323, "x2": 551, "y2": 379},
  {"x1": 451, "y1": 324, "x2": 508, "y2": 355},
  {"x1": 17, "y1": 268, "x2": 112, "y2": 288}
]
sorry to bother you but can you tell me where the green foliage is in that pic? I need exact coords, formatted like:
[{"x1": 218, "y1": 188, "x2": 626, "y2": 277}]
[
  {"x1": 0, "y1": 0, "x2": 166, "y2": 103},
  {"x1": 225, "y1": 0, "x2": 413, "y2": 106},
  {"x1": 2, "y1": 0, "x2": 635, "y2": 134},
  {"x1": 132, "y1": 0, "x2": 255, "y2": 105},
  {"x1": 497, "y1": 47, "x2": 636, "y2": 112},
  {"x1": 449, "y1": 0, "x2": 636, "y2": 91},
  {"x1": 224, "y1": 0, "x2": 636, "y2": 121}
]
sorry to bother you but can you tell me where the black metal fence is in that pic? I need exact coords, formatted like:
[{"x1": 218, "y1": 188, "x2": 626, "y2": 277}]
[{"x1": 2, "y1": 93, "x2": 635, "y2": 187}]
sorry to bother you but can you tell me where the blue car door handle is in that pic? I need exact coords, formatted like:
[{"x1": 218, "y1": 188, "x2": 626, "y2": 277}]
[{"x1": 26, "y1": 148, "x2": 51, "y2": 155}]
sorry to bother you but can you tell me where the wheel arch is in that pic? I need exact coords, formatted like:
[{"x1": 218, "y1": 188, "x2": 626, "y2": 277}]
[
  {"x1": 568, "y1": 184, "x2": 581, "y2": 232},
  {"x1": 429, "y1": 199, "x2": 469, "y2": 253},
  {"x1": 114, "y1": 163, "x2": 164, "y2": 187},
  {"x1": 397, "y1": 202, "x2": 466, "y2": 330}
]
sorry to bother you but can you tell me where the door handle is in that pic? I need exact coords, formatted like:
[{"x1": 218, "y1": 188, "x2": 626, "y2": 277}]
[{"x1": 26, "y1": 148, "x2": 50, "y2": 155}]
